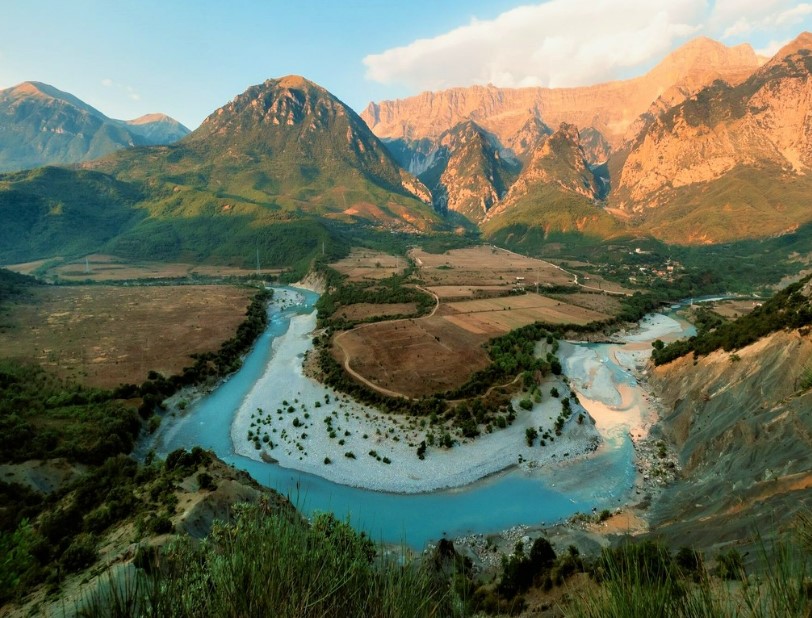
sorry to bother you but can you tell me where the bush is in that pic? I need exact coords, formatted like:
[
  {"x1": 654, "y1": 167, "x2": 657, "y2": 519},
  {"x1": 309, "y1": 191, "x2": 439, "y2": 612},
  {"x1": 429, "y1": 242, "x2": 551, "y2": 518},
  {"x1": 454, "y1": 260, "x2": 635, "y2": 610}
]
[
  {"x1": 77, "y1": 503, "x2": 453, "y2": 617},
  {"x1": 61, "y1": 533, "x2": 97, "y2": 572},
  {"x1": 197, "y1": 472, "x2": 215, "y2": 491}
]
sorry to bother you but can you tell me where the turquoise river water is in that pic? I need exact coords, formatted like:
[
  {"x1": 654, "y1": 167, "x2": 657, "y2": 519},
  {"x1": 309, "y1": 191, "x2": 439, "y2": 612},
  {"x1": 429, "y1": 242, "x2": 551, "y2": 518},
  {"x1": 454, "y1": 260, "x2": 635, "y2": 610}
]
[{"x1": 148, "y1": 287, "x2": 690, "y2": 547}]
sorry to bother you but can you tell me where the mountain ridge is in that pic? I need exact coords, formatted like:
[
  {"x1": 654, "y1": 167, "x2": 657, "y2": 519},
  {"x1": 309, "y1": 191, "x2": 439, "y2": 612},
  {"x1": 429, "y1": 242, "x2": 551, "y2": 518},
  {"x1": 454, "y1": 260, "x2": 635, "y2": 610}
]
[
  {"x1": 0, "y1": 75, "x2": 443, "y2": 268},
  {"x1": 361, "y1": 36, "x2": 761, "y2": 153},
  {"x1": 0, "y1": 81, "x2": 190, "y2": 172}
]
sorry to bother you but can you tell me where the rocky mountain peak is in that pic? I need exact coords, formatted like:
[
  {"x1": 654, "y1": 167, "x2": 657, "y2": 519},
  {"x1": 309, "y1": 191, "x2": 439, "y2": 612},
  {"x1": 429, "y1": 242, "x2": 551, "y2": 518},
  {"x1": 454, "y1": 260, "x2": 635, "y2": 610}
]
[
  {"x1": 198, "y1": 75, "x2": 346, "y2": 137},
  {"x1": 772, "y1": 31, "x2": 812, "y2": 61}
]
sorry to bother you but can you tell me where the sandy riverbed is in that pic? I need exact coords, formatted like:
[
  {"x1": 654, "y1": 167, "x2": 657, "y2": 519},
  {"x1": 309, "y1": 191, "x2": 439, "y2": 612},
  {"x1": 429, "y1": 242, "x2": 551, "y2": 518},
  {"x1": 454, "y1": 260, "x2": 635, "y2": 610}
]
[{"x1": 231, "y1": 293, "x2": 601, "y2": 493}]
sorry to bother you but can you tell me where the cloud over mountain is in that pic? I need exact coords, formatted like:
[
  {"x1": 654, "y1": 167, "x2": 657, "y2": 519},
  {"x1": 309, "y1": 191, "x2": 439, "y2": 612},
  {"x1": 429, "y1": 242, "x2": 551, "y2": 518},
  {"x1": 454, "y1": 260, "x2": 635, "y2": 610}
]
[{"x1": 363, "y1": 0, "x2": 812, "y2": 93}]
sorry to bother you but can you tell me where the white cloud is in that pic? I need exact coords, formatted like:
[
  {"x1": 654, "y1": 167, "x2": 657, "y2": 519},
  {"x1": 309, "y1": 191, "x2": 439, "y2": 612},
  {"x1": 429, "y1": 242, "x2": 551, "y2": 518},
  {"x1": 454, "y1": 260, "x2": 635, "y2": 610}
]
[
  {"x1": 756, "y1": 38, "x2": 791, "y2": 57},
  {"x1": 713, "y1": 0, "x2": 812, "y2": 39},
  {"x1": 363, "y1": 0, "x2": 812, "y2": 96},
  {"x1": 101, "y1": 77, "x2": 140, "y2": 101},
  {"x1": 363, "y1": 0, "x2": 706, "y2": 91}
]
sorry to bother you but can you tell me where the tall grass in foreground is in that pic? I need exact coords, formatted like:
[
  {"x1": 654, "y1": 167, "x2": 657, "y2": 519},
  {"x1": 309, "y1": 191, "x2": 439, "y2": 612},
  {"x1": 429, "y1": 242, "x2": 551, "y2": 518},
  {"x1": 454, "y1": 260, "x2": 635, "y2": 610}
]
[
  {"x1": 76, "y1": 502, "x2": 453, "y2": 618},
  {"x1": 570, "y1": 536, "x2": 811, "y2": 618}
]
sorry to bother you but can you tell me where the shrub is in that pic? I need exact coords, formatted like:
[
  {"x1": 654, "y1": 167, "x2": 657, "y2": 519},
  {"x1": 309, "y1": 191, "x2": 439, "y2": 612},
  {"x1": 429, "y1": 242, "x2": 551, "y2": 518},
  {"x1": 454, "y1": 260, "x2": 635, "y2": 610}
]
[{"x1": 197, "y1": 472, "x2": 215, "y2": 491}]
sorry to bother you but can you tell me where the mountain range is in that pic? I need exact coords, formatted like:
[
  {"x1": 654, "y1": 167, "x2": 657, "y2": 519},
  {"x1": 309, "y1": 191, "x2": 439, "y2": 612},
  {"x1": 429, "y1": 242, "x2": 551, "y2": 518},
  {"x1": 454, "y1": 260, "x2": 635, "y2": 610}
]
[
  {"x1": 2, "y1": 33, "x2": 812, "y2": 268},
  {"x1": 0, "y1": 81, "x2": 189, "y2": 172},
  {"x1": 0, "y1": 76, "x2": 440, "y2": 268},
  {"x1": 364, "y1": 33, "x2": 812, "y2": 246}
]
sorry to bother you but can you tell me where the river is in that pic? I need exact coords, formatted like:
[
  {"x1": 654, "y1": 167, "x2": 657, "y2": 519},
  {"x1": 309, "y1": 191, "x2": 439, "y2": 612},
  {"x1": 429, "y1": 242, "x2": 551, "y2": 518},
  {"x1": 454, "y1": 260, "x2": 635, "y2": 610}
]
[{"x1": 147, "y1": 287, "x2": 693, "y2": 547}]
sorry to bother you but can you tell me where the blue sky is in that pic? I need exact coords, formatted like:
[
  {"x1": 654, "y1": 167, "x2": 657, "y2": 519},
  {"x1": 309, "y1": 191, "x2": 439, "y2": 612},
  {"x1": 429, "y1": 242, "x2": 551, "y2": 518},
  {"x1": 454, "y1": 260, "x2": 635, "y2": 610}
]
[{"x1": 1, "y1": 1, "x2": 810, "y2": 129}]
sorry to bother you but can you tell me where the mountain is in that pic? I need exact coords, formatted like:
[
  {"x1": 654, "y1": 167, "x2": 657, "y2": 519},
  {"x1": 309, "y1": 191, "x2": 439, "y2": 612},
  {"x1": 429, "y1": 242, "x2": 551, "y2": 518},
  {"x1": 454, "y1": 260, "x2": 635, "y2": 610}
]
[
  {"x1": 361, "y1": 36, "x2": 770, "y2": 247},
  {"x1": 481, "y1": 124, "x2": 622, "y2": 245},
  {"x1": 123, "y1": 113, "x2": 189, "y2": 144},
  {"x1": 0, "y1": 76, "x2": 441, "y2": 267},
  {"x1": 609, "y1": 32, "x2": 812, "y2": 244},
  {"x1": 362, "y1": 37, "x2": 761, "y2": 159},
  {"x1": 0, "y1": 81, "x2": 190, "y2": 172},
  {"x1": 364, "y1": 34, "x2": 812, "y2": 248},
  {"x1": 386, "y1": 120, "x2": 518, "y2": 222}
]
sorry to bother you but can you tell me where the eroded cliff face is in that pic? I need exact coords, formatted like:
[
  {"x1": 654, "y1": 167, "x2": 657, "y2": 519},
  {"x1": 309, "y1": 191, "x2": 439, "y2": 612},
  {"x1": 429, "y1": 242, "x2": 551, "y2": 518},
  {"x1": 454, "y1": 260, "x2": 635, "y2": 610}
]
[
  {"x1": 361, "y1": 37, "x2": 760, "y2": 153},
  {"x1": 649, "y1": 326, "x2": 812, "y2": 551}
]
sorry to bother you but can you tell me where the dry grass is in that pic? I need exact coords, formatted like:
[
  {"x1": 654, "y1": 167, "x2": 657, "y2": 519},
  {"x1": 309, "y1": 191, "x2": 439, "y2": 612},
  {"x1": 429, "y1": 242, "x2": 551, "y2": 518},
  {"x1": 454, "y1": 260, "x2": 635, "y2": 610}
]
[
  {"x1": 330, "y1": 248, "x2": 406, "y2": 282},
  {"x1": 0, "y1": 285, "x2": 254, "y2": 388},
  {"x1": 547, "y1": 291, "x2": 624, "y2": 315},
  {"x1": 333, "y1": 302, "x2": 418, "y2": 321},
  {"x1": 333, "y1": 313, "x2": 492, "y2": 398},
  {"x1": 710, "y1": 299, "x2": 762, "y2": 319},
  {"x1": 443, "y1": 293, "x2": 609, "y2": 334},
  {"x1": 330, "y1": 245, "x2": 621, "y2": 398},
  {"x1": 412, "y1": 246, "x2": 573, "y2": 288},
  {"x1": 4, "y1": 254, "x2": 280, "y2": 282}
]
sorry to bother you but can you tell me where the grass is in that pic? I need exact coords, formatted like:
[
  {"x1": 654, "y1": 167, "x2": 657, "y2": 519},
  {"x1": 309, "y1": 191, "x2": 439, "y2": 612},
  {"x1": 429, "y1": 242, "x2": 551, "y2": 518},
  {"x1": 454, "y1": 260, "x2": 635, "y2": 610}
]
[
  {"x1": 570, "y1": 537, "x2": 811, "y2": 618},
  {"x1": 76, "y1": 502, "x2": 456, "y2": 618}
]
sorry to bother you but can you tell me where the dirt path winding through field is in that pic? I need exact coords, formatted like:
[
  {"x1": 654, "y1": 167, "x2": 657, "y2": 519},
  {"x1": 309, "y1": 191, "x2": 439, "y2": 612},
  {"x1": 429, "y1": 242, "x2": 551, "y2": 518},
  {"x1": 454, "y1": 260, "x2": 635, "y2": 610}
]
[{"x1": 332, "y1": 286, "x2": 440, "y2": 400}]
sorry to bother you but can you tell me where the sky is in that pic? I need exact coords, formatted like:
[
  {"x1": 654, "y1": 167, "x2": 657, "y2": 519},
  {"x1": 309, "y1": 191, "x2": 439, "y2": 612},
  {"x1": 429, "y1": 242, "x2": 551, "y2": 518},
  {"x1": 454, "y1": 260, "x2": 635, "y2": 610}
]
[{"x1": 1, "y1": 1, "x2": 810, "y2": 130}]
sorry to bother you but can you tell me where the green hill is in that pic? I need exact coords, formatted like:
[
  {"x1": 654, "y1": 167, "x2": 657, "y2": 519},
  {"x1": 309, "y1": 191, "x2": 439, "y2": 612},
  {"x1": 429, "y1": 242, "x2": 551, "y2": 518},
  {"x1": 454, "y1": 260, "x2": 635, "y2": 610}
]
[{"x1": 0, "y1": 76, "x2": 444, "y2": 270}]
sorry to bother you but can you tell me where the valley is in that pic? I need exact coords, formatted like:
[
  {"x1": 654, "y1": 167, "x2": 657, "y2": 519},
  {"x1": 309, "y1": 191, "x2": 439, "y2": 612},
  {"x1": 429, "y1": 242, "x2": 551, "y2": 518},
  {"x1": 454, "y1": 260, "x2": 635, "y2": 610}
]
[{"x1": 1, "y1": 15, "x2": 812, "y2": 616}]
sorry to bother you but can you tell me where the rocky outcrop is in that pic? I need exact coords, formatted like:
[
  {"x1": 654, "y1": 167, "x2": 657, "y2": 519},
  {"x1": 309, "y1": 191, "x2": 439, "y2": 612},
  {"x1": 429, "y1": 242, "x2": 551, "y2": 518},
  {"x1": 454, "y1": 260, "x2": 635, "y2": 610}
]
[
  {"x1": 614, "y1": 33, "x2": 812, "y2": 212},
  {"x1": 399, "y1": 120, "x2": 518, "y2": 222},
  {"x1": 485, "y1": 123, "x2": 598, "y2": 222}
]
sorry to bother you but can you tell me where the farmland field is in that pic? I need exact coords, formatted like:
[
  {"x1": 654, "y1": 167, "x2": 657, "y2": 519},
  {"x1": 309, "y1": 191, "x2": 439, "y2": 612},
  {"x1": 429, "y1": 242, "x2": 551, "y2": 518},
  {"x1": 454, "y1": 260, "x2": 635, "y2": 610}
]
[
  {"x1": 330, "y1": 248, "x2": 407, "y2": 282},
  {"x1": 4, "y1": 254, "x2": 281, "y2": 282},
  {"x1": 0, "y1": 285, "x2": 254, "y2": 388},
  {"x1": 329, "y1": 245, "x2": 622, "y2": 398}
]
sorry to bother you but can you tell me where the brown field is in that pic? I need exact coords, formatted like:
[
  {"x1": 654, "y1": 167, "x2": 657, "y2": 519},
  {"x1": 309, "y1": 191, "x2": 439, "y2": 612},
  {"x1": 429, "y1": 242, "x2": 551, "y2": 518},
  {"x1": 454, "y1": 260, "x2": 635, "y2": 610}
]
[
  {"x1": 333, "y1": 302, "x2": 418, "y2": 321},
  {"x1": 412, "y1": 246, "x2": 573, "y2": 288},
  {"x1": 443, "y1": 293, "x2": 609, "y2": 334},
  {"x1": 708, "y1": 299, "x2": 761, "y2": 319},
  {"x1": 426, "y1": 285, "x2": 512, "y2": 300},
  {"x1": 547, "y1": 291, "x2": 623, "y2": 315},
  {"x1": 333, "y1": 293, "x2": 610, "y2": 398},
  {"x1": 334, "y1": 314, "x2": 492, "y2": 398},
  {"x1": 331, "y1": 244, "x2": 626, "y2": 398},
  {"x1": 0, "y1": 285, "x2": 254, "y2": 388},
  {"x1": 4, "y1": 254, "x2": 280, "y2": 282},
  {"x1": 330, "y1": 249, "x2": 406, "y2": 282}
]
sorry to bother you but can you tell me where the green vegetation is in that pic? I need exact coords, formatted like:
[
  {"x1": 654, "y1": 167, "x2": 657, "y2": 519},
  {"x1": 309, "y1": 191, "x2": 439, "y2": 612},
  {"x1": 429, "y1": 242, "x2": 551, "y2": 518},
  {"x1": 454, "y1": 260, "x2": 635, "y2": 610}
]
[
  {"x1": 0, "y1": 361, "x2": 141, "y2": 464},
  {"x1": 653, "y1": 276, "x2": 812, "y2": 365},
  {"x1": 77, "y1": 503, "x2": 457, "y2": 618},
  {"x1": 0, "y1": 167, "x2": 146, "y2": 264},
  {"x1": 571, "y1": 536, "x2": 812, "y2": 618},
  {"x1": 315, "y1": 262, "x2": 435, "y2": 329},
  {"x1": 0, "y1": 448, "x2": 213, "y2": 605},
  {"x1": 0, "y1": 268, "x2": 39, "y2": 306}
]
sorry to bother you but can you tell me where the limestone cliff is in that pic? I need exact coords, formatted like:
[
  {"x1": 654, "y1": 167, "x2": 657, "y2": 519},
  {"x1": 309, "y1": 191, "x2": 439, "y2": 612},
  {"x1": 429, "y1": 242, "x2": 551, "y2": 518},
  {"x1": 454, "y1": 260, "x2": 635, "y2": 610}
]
[
  {"x1": 405, "y1": 121, "x2": 519, "y2": 222},
  {"x1": 486, "y1": 123, "x2": 599, "y2": 220},
  {"x1": 609, "y1": 32, "x2": 812, "y2": 243},
  {"x1": 362, "y1": 37, "x2": 760, "y2": 154}
]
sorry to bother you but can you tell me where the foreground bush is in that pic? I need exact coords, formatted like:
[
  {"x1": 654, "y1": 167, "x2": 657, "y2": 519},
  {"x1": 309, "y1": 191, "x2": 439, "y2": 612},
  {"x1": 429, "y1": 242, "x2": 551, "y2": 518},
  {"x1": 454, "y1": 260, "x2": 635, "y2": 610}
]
[{"x1": 78, "y1": 501, "x2": 455, "y2": 617}]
